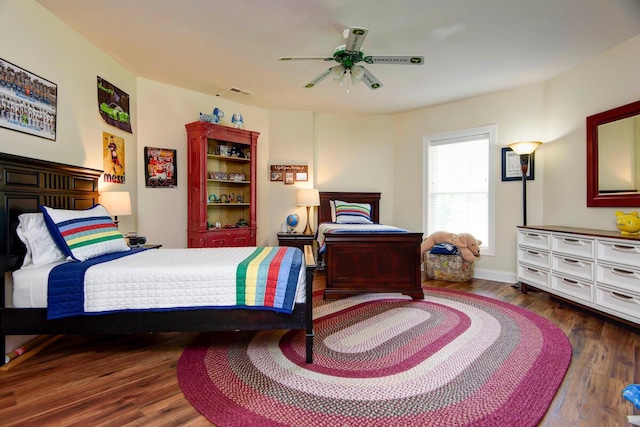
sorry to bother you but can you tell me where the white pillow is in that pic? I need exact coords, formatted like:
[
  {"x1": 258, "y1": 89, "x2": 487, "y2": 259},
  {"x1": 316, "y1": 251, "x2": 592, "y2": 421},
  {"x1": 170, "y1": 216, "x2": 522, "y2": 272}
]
[
  {"x1": 41, "y1": 204, "x2": 130, "y2": 262},
  {"x1": 16, "y1": 213, "x2": 66, "y2": 267},
  {"x1": 334, "y1": 200, "x2": 374, "y2": 224},
  {"x1": 329, "y1": 200, "x2": 336, "y2": 222}
]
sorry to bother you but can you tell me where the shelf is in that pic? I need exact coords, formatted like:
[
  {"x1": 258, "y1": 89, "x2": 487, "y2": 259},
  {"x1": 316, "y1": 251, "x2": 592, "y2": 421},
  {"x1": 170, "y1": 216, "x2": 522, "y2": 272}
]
[
  {"x1": 207, "y1": 203, "x2": 250, "y2": 207},
  {"x1": 207, "y1": 179, "x2": 250, "y2": 184},
  {"x1": 207, "y1": 154, "x2": 250, "y2": 162}
]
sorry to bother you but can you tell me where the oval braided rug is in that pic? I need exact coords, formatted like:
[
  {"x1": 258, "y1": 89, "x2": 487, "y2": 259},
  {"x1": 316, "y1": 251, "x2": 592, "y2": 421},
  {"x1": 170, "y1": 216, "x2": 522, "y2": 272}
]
[{"x1": 177, "y1": 288, "x2": 571, "y2": 426}]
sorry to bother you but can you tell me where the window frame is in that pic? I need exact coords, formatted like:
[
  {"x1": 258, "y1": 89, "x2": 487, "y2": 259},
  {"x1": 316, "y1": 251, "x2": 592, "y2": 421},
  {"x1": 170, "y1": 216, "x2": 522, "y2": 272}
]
[{"x1": 422, "y1": 124, "x2": 496, "y2": 257}]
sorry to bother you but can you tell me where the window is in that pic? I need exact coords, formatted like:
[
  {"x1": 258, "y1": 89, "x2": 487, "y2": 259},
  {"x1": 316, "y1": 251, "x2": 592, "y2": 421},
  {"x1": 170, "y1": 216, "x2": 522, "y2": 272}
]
[{"x1": 423, "y1": 125, "x2": 496, "y2": 256}]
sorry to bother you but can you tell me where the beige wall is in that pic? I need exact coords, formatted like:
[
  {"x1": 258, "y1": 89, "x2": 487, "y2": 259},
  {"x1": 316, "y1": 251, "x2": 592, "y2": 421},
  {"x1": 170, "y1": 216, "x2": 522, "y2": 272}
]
[
  {"x1": 314, "y1": 114, "x2": 395, "y2": 223},
  {"x1": 543, "y1": 35, "x2": 640, "y2": 229}
]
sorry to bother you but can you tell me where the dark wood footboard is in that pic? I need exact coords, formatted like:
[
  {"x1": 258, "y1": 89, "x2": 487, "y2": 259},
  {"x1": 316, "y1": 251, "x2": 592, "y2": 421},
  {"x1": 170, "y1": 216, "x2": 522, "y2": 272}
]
[{"x1": 323, "y1": 232, "x2": 424, "y2": 300}]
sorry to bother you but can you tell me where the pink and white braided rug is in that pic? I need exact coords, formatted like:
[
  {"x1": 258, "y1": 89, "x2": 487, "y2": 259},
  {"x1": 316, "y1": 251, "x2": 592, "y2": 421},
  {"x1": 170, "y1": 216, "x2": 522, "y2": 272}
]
[{"x1": 177, "y1": 288, "x2": 571, "y2": 426}]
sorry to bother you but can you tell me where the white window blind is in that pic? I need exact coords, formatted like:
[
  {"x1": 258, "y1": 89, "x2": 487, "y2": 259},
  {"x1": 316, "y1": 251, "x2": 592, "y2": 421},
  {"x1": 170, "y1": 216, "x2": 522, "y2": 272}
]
[{"x1": 424, "y1": 125, "x2": 495, "y2": 256}]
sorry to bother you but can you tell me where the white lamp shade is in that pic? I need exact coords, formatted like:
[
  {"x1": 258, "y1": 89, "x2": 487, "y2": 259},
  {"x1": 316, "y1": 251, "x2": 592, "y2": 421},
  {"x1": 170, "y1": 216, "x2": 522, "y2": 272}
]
[
  {"x1": 100, "y1": 191, "x2": 132, "y2": 216},
  {"x1": 296, "y1": 188, "x2": 320, "y2": 207},
  {"x1": 508, "y1": 141, "x2": 543, "y2": 155}
]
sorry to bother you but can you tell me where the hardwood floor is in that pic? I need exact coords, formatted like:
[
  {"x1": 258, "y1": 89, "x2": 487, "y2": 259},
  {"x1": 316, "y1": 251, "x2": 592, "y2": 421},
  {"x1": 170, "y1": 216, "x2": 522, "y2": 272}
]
[{"x1": 1, "y1": 272, "x2": 639, "y2": 426}]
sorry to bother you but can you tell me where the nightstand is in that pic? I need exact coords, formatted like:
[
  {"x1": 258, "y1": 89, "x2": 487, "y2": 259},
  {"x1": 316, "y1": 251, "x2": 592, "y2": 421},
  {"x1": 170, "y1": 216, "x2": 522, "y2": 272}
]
[{"x1": 277, "y1": 232, "x2": 314, "y2": 252}]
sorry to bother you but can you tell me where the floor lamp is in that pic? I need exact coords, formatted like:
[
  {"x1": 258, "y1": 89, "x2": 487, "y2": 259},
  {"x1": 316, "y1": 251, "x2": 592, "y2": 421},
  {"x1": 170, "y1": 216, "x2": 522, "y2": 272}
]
[
  {"x1": 297, "y1": 188, "x2": 320, "y2": 235},
  {"x1": 508, "y1": 141, "x2": 542, "y2": 226},
  {"x1": 508, "y1": 141, "x2": 542, "y2": 290}
]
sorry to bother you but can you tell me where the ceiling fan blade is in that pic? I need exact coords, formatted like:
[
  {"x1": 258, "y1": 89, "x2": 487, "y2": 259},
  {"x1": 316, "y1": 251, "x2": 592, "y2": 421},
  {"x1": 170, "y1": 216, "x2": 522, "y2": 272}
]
[
  {"x1": 304, "y1": 66, "x2": 343, "y2": 88},
  {"x1": 360, "y1": 67, "x2": 383, "y2": 90},
  {"x1": 344, "y1": 27, "x2": 368, "y2": 53},
  {"x1": 280, "y1": 56, "x2": 334, "y2": 61},
  {"x1": 364, "y1": 56, "x2": 424, "y2": 65}
]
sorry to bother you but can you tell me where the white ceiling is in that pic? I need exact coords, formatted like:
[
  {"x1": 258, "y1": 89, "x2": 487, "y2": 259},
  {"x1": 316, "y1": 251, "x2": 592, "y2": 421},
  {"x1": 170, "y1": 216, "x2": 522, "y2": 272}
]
[{"x1": 37, "y1": 0, "x2": 640, "y2": 115}]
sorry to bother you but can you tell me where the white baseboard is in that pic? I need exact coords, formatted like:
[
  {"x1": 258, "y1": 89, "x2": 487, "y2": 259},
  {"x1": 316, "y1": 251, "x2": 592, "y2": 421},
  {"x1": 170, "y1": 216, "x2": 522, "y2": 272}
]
[{"x1": 473, "y1": 268, "x2": 516, "y2": 285}]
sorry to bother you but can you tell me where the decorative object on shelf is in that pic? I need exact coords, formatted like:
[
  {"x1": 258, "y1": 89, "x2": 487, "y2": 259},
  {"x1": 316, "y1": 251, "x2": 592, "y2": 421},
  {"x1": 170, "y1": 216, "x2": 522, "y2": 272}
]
[
  {"x1": 215, "y1": 220, "x2": 221, "y2": 229},
  {"x1": 237, "y1": 218, "x2": 249, "y2": 227},
  {"x1": 218, "y1": 145, "x2": 229, "y2": 156},
  {"x1": 212, "y1": 172, "x2": 228, "y2": 180},
  {"x1": 100, "y1": 191, "x2": 132, "y2": 227},
  {"x1": 231, "y1": 112, "x2": 244, "y2": 129},
  {"x1": 208, "y1": 194, "x2": 218, "y2": 203},
  {"x1": 228, "y1": 173, "x2": 246, "y2": 182},
  {"x1": 230, "y1": 144, "x2": 245, "y2": 158},
  {"x1": 507, "y1": 141, "x2": 543, "y2": 226},
  {"x1": 297, "y1": 188, "x2": 320, "y2": 235},
  {"x1": 199, "y1": 107, "x2": 224, "y2": 124},
  {"x1": 219, "y1": 194, "x2": 229, "y2": 203},
  {"x1": 236, "y1": 195, "x2": 244, "y2": 203},
  {"x1": 615, "y1": 211, "x2": 640, "y2": 235},
  {"x1": 286, "y1": 214, "x2": 299, "y2": 233}
]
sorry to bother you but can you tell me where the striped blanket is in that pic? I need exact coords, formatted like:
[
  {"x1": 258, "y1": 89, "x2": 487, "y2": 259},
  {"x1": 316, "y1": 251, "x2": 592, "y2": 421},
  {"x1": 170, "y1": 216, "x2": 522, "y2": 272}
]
[{"x1": 236, "y1": 247, "x2": 303, "y2": 312}]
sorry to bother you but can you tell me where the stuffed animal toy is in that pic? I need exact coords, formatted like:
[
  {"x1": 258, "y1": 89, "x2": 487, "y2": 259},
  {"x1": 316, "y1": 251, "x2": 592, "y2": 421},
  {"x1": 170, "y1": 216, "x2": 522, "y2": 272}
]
[
  {"x1": 231, "y1": 112, "x2": 244, "y2": 129},
  {"x1": 453, "y1": 233, "x2": 482, "y2": 263},
  {"x1": 421, "y1": 231, "x2": 455, "y2": 254}
]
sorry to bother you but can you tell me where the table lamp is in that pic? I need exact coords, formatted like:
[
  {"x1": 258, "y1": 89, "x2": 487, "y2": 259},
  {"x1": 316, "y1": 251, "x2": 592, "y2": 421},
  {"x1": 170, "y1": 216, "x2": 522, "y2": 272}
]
[
  {"x1": 100, "y1": 191, "x2": 132, "y2": 227},
  {"x1": 297, "y1": 188, "x2": 320, "y2": 235}
]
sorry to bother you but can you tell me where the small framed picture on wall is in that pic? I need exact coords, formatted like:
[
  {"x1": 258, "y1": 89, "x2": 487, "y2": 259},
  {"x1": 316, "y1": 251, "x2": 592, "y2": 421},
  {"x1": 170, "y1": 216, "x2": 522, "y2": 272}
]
[{"x1": 501, "y1": 147, "x2": 535, "y2": 181}]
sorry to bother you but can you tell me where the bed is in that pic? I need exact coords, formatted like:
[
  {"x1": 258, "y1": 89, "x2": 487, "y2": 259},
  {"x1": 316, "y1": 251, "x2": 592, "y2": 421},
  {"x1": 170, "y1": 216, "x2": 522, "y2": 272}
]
[
  {"x1": 317, "y1": 191, "x2": 424, "y2": 300},
  {"x1": 0, "y1": 153, "x2": 315, "y2": 365}
]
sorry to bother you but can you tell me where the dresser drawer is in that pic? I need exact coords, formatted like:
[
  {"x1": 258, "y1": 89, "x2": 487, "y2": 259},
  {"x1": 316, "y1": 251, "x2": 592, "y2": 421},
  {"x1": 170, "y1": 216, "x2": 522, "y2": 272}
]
[
  {"x1": 551, "y1": 274, "x2": 592, "y2": 303},
  {"x1": 595, "y1": 285, "x2": 640, "y2": 321},
  {"x1": 518, "y1": 264, "x2": 550, "y2": 289},
  {"x1": 551, "y1": 254, "x2": 594, "y2": 281},
  {"x1": 518, "y1": 230, "x2": 550, "y2": 250},
  {"x1": 597, "y1": 240, "x2": 640, "y2": 269},
  {"x1": 551, "y1": 235, "x2": 594, "y2": 259},
  {"x1": 518, "y1": 248, "x2": 550, "y2": 269},
  {"x1": 596, "y1": 264, "x2": 640, "y2": 294}
]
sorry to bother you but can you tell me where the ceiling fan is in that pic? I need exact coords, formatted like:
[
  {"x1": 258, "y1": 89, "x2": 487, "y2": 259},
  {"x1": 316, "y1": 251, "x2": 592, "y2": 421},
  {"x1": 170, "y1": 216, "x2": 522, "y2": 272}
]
[{"x1": 279, "y1": 27, "x2": 424, "y2": 91}]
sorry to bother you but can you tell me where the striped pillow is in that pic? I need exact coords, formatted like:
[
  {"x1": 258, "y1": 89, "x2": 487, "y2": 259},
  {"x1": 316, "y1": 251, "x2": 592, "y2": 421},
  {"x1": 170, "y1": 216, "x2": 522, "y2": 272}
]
[
  {"x1": 40, "y1": 205, "x2": 130, "y2": 262},
  {"x1": 334, "y1": 200, "x2": 373, "y2": 224}
]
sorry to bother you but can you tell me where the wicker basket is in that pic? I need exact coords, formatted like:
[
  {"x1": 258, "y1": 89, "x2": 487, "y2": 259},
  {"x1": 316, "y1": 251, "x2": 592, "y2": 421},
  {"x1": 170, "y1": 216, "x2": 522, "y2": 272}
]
[{"x1": 424, "y1": 252, "x2": 474, "y2": 282}]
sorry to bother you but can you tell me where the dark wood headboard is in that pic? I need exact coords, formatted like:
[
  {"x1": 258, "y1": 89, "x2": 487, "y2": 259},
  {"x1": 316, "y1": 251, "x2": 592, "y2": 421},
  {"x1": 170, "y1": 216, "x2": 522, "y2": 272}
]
[
  {"x1": 318, "y1": 191, "x2": 381, "y2": 224},
  {"x1": 0, "y1": 153, "x2": 102, "y2": 274}
]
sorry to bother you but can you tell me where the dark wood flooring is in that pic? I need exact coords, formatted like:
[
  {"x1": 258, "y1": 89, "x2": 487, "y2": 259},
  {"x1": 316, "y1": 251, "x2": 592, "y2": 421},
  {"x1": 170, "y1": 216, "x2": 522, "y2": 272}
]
[{"x1": 1, "y1": 272, "x2": 639, "y2": 426}]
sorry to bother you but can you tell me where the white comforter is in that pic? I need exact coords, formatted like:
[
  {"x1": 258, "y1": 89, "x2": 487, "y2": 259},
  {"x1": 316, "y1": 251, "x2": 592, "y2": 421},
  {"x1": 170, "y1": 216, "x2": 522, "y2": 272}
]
[{"x1": 12, "y1": 248, "x2": 307, "y2": 311}]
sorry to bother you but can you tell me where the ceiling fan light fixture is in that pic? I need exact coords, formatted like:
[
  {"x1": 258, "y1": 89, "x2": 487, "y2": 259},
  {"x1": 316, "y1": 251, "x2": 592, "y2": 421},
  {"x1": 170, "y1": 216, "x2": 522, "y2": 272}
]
[
  {"x1": 351, "y1": 65, "x2": 365, "y2": 84},
  {"x1": 331, "y1": 65, "x2": 347, "y2": 84}
]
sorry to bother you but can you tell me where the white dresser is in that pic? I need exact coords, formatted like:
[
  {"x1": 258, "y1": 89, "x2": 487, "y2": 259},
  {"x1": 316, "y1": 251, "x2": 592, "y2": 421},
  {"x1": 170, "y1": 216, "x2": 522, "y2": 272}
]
[{"x1": 517, "y1": 225, "x2": 640, "y2": 326}]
